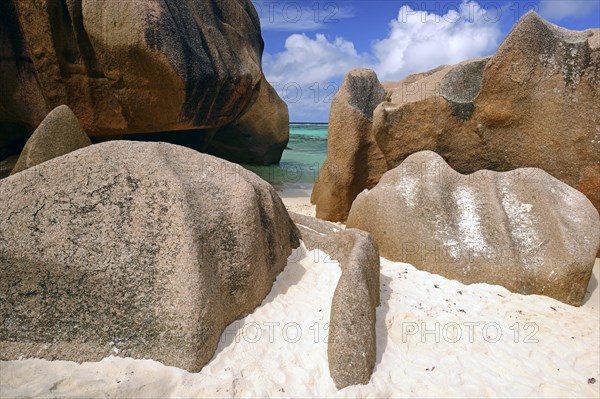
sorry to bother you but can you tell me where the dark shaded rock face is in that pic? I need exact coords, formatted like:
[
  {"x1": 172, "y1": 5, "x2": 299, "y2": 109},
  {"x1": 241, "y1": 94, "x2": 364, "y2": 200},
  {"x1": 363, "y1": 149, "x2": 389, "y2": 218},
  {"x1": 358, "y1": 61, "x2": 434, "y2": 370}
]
[
  {"x1": 1, "y1": 0, "x2": 289, "y2": 165},
  {"x1": 347, "y1": 151, "x2": 600, "y2": 307},
  {"x1": 0, "y1": 156, "x2": 18, "y2": 179},
  {"x1": 0, "y1": 141, "x2": 300, "y2": 372},
  {"x1": 440, "y1": 58, "x2": 488, "y2": 121},
  {"x1": 10, "y1": 0, "x2": 262, "y2": 135},
  {"x1": 208, "y1": 77, "x2": 290, "y2": 165},
  {"x1": 139, "y1": 0, "x2": 264, "y2": 128},
  {"x1": 0, "y1": 0, "x2": 48, "y2": 158},
  {"x1": 312, "y1": 11, "x2": 600, "y2": 222}
]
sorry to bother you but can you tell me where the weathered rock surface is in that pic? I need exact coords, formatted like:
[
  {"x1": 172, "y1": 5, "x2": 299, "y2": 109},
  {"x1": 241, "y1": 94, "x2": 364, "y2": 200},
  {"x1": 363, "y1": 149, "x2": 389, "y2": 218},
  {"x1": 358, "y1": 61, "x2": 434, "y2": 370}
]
[
  {"x1": 208, "y1": 77, "x2": 290, "y2": 165},
  {"x1": 290, "y1": 212, "x2": 380, "y2": 389},
  {"x1": 311, "y1": 69, "x2": 388, "y2": 222},
  {"x1": 289, "y1": 211, "x2": 343, "y2": 252},
  {"x1": 347, "y1": 151, "x2": 600, "y2": 306},
  {"x1": 328, "y1": 229, "x2": 379, "y2": 389},
  {"x1": 373, "y1": 57, "x2": 492, "y2": 174},
  {"x1": 10, "y1": 0, "x2": 263, "y2": 135},
  {"x1": 0, "y1": 141, "x2": 300, "y2": 372},
  {"x1": 11, "y1": 105, "x2": 91, "y2": 174},
  {"x1": 0, "y1": 0, "x2": 48, "y2": 158},
  {"x1": 1, "y1": 0, "x2": 289, "y2": 165},
  {"x1": 312, "y1": 11, "x2": 600, "y2": 221}
]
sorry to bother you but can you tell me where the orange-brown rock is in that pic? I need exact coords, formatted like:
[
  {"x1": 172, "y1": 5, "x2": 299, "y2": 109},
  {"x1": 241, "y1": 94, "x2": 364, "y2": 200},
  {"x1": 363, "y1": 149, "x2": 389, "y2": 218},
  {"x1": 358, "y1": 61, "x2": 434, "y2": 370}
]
[
  {"x1": 312, "y1": 11, "x2": 600, "y2": 222},
  {"x1": 1, "y1": 0, "x2": 289, "y2": 165},
  {"x1": 311, "y1": 69, "x2": 388, "y2": 222},
  {"x1": 10, "y1": 0, "x2": 263, "y2": 135}
]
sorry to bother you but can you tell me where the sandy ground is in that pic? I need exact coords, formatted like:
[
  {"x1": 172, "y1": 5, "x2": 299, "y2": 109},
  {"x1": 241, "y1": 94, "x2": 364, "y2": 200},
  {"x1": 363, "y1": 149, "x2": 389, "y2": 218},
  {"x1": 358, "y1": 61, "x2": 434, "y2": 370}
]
[
  {"x1": 1, "y1": 240, "x2": 598, "y2": 398},
  {"x1": 278, "y1": 187, "x2": 316, "y2": 217}
]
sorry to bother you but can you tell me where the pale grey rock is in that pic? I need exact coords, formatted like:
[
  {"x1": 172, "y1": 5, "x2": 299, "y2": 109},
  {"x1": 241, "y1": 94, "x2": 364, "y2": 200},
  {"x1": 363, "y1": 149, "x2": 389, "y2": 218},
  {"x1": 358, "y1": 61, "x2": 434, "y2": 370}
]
[
  {"x1": 290, "y1": 212, "x2": 380, "y2": 389},
  {"x1": 328, "y1": 229, "x2": 380, "y2": 389},
  {"x1": 347, "y1": 151, "x2": 600, "y2": 306},
  {"x1": 11, "y1": 105, "x2": 92, "y2": 174},
  {"x1": 0, "y1": 141, "x2": 300, "y2": 372}
]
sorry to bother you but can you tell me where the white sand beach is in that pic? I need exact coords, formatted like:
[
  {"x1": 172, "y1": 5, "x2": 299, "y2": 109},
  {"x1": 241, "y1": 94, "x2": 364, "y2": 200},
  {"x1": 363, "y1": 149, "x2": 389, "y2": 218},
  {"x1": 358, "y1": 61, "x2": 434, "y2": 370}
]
[
  {"x1": 279, "y1": 188, "x2": 316, "y2": 217},
  {"x1": 2, "y1": 2, "x2": 599, "y2": 398},
  {"x1": 1, "y1": 241, "x2": 598, "y2": 398}
]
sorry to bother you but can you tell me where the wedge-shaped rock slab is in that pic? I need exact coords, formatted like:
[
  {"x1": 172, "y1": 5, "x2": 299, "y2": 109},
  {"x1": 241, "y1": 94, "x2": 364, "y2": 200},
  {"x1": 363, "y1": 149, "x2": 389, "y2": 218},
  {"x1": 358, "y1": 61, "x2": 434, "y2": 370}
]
[
  {"x1": 347, "y1": 151, "x2": 600, "y2": 306},
  {"x1": 11, "y1": 105, "x2": 92, "y2": 174},
  {"x1": 290, "y1": 212, "x2": 379, "y2": 389}
]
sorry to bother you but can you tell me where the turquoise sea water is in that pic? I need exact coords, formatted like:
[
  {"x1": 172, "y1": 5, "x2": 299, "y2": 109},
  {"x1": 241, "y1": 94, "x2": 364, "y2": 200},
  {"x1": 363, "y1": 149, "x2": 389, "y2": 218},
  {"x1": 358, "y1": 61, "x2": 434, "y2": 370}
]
[{"x1": 243, "y1": 123, "x2": 328, "y2": 191}]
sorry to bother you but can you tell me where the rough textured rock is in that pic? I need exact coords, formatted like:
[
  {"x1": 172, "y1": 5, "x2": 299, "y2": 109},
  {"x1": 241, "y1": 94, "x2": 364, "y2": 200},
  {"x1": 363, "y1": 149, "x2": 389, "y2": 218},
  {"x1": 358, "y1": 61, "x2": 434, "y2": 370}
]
[
  {"x1": 0, "y1": 0, "x2": 289, "y2": 164},
  {"x1": 311, "y1": 69, "x2": 388, "y2": 222},
  {"x1": 208, "y1": 77, "x2": 290, "y2": 165},
  {"x1": 327, "y1": 229, "x2": 379, "y2": 389},
  {"x1": 288, "y1": 211, "x2": 342, "y2": 252},
  {"x1": 11, "y1": 0, "x2": 263, "y2": 135},
  {"x1": 471, "y1": 13, "x2": 599, "y2": 208},
  {"x1": 0, "y1": 141, "x2": 300, "y2": 372},
  {"x1": 0, "y1": 0, "x2": 48, "y2": 158},
  {"x1": 290, "y1": 212, "x2": 380, "y2": 389},
  {"x1": 374, "y1": 57, "x2": 492, "y2": 173},
  {"x1": 11, "y1": 105, "x2": 92, "y2": 174},
  {"x1": 347, "y1": 151, "x2": 600, "y2": 307},
  {"x1": 312, "y1": 12, "x2": 600, "y2": 221}
]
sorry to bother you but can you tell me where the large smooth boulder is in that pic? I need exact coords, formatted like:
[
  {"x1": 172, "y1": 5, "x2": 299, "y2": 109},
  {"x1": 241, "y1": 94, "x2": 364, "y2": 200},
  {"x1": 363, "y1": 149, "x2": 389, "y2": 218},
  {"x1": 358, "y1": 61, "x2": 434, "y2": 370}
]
[
  {"x1": 311, "y1": 69, "x2": 388, "y2": 222},
  {"x1": 347, "y1": 151, "x2": 600, "y2": 306},
  {"x1": 11, "y1": 105, "x2": 92, "y2": 174},
  {"x1": 10, "y1": 0, "x2": 263, "y2": 135},
  {"x1": 0, "y1": 141, "x2": 300, "y2": 372},
  {"x1": 312, "y1": 11, "x2": 600, "y2": 221},
  {"x1": 208, "y1": 76, "x2": 290, "y2": 165}
]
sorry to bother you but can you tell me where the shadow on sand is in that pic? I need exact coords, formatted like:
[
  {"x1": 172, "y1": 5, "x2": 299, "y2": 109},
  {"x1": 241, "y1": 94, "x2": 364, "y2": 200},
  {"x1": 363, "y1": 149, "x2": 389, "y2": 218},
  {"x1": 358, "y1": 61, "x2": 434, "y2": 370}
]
[
  {"x1": 582, "y1": 264, "x2": 598, "y2": 306},
  {"x1": 209, "y1": 246, "x2": 310, "y2": 360},
  {"x1": 374, "y1": 273, "x2": 393, "y2": 369}
]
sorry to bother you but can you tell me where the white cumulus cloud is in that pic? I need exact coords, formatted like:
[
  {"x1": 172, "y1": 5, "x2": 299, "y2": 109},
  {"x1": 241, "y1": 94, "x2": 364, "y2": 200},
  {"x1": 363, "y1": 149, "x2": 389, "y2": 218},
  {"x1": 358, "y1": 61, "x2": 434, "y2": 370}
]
[
  {"x1": 262, "y1": 1, "x2": 503, "y2": 120},
  {"x1": 372, "y1": 1, "x2": 502, "y2": 81},
  {"x1": 263, "y1": 33, "x2": 371, "y2": 121},
  {"x1": 263, "y1": 33, "x2": 371, "y2": 85}
]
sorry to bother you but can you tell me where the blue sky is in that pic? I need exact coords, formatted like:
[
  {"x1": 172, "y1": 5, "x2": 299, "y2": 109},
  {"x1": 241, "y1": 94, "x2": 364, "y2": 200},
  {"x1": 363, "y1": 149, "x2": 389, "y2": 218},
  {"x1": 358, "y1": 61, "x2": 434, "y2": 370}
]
[{"x1": 252, "y1": 0, "x2": 600, "y2": 122}]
